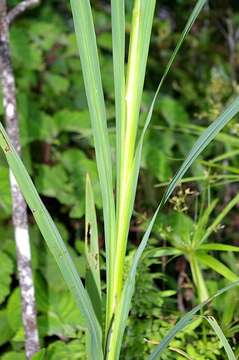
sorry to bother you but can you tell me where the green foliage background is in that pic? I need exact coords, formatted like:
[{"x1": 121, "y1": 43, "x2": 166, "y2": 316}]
[{"x1": 1, "y1": 0, "x2": 239, "y2": 358}]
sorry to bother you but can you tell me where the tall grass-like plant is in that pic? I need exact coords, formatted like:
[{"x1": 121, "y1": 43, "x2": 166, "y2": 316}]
[{"x1": 1, "y1": 0, "x2": 239, "y2": 358}]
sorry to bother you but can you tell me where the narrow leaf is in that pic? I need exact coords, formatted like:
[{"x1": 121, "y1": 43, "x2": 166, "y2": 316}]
[
  {"x1": 145, "y1": 248, "x2": 182, "y2": 258},
  {"x1": 201, "y1": 193, "x2": 239, "y2": 244},
  {"x1": 70, "y1": 0, "x2": 116, "y2": 334},
  {"x1": 192, "y1": 199, "x2": 218, "y2": 246},
  {"x1": 197, "y1": 253, "x2": 238, "y2": 282},
  {"x1": 85, "y1": 174, "x2": 102, "y2": 325},
  {"x1": 199, "y1": 243, "x2": 239, "y2": 252},
  {"x1": 169, "y1": 347, "x2": 193, "y2": 360},
  {"x1": 148, "y1": 281, "x2": 239, "y2": 359},
  {"x1": 70, "y1": 0, "x2": 116, "y2": 275},
  {"x1": 0, "y1": 124, "x2": 103, "y2": 359},
  {"x1": 204, "y1": 316, "x2": 236, "y2": 360},
  {"x1": 111, "y1": 0, "x2": 126, "y2": 206}
]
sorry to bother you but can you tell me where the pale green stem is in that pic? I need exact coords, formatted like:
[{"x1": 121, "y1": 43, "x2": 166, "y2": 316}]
[{"x1": 189, "y1": 254, "x2": 209, "y2": 302}]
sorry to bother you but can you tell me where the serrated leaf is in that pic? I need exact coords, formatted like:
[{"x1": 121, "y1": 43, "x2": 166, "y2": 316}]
[
  {"x1": 29, "y1": 21, "x2": 61, "y2": 51},
  {"x1": 0, "y1": 309, "x2": 14, "y2": 346},
  {"x1": 62, "y1": 149, "x2": 102, "y2": 210},
  {"x1": 158, "y1": 96, "x2": 188, "y2": 127},
  {"x1": 0, "y1": 251, "x2": 14, "y2": 304},
  {"x1": 35, "y1": 267, "x2": 85, "y2": 339},
  {"x1": 53, "y1": 110, "x2": 91, "y2": 134},
  {"x1": 0, "y1": 165, "x2": 12, "y2": 217},
  {"x1": 1, "y1": 352, "x2": 25, "y2": 360},
  {"x1": 38, "y1": 290, "x2": 85, "y2": 338},
  {"x1": 45, "y1": 73, "x2": 69, "y2": 95},
  {"x1": 32, "y1": 349, "x2": 46, "y2": 360},
  {"x1": 35, "y1": 164, "x2": 71, "y2": 201},
  {"x1": 45, "y1": 340, "x2": 85, "y2": 360},
  {"x1": 7, "y1": 288, "x2": 22, "y2": 333}
]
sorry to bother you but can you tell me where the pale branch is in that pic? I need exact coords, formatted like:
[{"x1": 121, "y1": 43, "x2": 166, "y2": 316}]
[
  {"x1": 0, "y1": 0, "x2": 40, "y2": 358},
  {"x1": 7, "y1": 0, "x2": 39, "y2": 24}
]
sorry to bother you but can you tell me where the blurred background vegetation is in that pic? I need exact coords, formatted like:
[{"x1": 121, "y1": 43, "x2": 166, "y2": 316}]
[{"x1": 1, "y1": 0, "x2": 239, "y2": 359}]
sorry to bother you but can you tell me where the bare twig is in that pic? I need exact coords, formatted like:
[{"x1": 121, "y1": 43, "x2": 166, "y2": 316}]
[
  {"x1": 7, "y1": 0, "x2": 39, "y2": 24},
  {"x1": 0, "y1": 0, "x2": 39, "y2": 358}
]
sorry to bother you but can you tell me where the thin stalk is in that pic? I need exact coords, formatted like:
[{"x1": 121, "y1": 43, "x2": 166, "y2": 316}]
[
  {"x1": 0, "y1": 1, "x2": 40, "y2": 358},
  {"x1": 189, "y1": 255, "x2": 209, "y2": 302}
]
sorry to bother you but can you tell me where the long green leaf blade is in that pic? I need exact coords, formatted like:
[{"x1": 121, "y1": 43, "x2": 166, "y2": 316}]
[
  {"x1": 109, "y1": 0, "x2": 126, "y2": 332},
  {"x1": 145, "y1": 248, "x2": 183, "y2": 258},
  {"x1": 192, "y1": 199, "x2": 218, "y2": 246},
  {"x1": 197, "y1": 253, "x2": 238, "y2": 282},
  {"x1": 148, "y1": 281, "x2": 239, "y2": 359},
  {"x1": 85, "y1": 174, "x2": 102, "y2": 325},
  {"x1": 199, "y1": 244, "x2": 239, "y2": 252},
  {"x1": 70, "y1": 0, "x2": 116, "y2": 332},
  {"x1": 0, "y1": 123, "x2": 103, "y2": 359},
  {"x1": 201, "y1": 193, "x2": 239, "y2": 244},
  {"x1": 169, "y1": 347, "x2": 193, "y2": 360},
  {"x1": 111, "y1": 0, "x2": 126, "y2": 208},
  {"x1": 204, "y1": 316, "x2": 236, "y2": 360}
]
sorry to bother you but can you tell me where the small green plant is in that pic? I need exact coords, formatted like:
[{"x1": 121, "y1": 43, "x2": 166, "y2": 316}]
[
  {"x1": 151, "y1": 192, "x2": 239, "y2": 302},
  {"x1": 1, "y1": 0, "x2": 239, "y2": 359}
]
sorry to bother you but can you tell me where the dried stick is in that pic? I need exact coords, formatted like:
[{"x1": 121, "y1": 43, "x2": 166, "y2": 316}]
[
  {"x1": 0, "y1": 0, "x2": 39, "y2": 358},
  {"x1": 7, "y1": 0, "x2": 39, "y2": 24}
]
